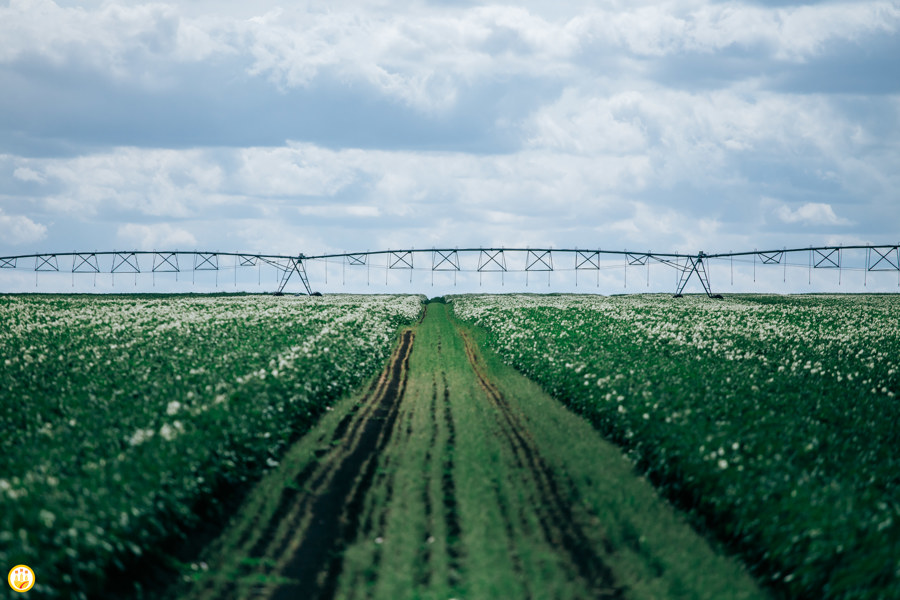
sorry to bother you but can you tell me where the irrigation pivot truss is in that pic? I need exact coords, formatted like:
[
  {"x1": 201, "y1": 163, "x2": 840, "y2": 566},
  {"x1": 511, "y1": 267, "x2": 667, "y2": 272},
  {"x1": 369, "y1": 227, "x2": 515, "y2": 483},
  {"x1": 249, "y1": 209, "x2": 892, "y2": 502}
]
[{"x1": 1, "y1": 245, "x2": 898, "y2": 297}]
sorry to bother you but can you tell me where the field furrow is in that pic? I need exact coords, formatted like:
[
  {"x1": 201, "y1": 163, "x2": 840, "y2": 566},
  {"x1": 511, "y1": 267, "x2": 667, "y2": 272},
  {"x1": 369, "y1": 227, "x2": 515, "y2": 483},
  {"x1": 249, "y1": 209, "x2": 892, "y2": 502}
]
[
  {"x1": 459, "y1": 325, "x2": 622, "y2": 599},
  {"x1": 182, "y1": 331, "x2": 414, "y2": 600},
  {"x1": 182, "y1": 301, "x2": 765, "y2": 600}
]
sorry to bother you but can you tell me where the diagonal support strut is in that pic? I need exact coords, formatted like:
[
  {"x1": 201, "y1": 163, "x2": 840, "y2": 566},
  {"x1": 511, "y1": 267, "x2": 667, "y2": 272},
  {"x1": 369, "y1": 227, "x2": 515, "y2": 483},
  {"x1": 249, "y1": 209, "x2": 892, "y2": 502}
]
[
  {"x1": 275, "y1": 255, "x2": 313, "y2": 295},
  {"x1": 674, "y1": 253, "x2": 721, "y2": 298}
]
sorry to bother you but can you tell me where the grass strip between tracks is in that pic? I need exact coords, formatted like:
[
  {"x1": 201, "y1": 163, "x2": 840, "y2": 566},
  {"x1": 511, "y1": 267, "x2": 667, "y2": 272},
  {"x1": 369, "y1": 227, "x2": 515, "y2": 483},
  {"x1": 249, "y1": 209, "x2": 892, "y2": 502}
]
[{"x1": 176, "y1": 301, "x2": 767, "y2": 600}]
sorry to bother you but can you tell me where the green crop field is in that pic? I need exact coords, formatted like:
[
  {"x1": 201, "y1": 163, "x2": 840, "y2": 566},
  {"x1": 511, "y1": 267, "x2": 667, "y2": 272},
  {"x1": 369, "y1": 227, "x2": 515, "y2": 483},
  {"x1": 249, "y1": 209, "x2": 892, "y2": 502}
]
[
  {"x1": 0, "y1": 294, "x2": 421, "y2": 598},
  {"x1": 453, "y1": 293, "x2": 900, "y2": 599},
  {"x1": 2, "y1": 293, "x2": 897, "y2": 599},
  {"x1": 179, "y1": 301, "x2": 763, "y2": 600}
]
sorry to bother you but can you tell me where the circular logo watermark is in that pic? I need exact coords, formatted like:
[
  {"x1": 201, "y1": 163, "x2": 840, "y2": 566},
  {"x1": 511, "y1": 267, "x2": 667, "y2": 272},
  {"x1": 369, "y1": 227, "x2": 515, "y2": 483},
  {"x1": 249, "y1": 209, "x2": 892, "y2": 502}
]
[{"x1": 8, "y1": 565, "x2": 35, "y2": 593}]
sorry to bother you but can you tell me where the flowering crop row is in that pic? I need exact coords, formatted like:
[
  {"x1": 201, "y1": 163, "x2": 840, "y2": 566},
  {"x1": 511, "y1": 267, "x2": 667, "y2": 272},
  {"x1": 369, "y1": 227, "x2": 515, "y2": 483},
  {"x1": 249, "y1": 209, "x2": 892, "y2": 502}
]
[
  {"x1": 452, "y1": 294, "x2": 900, "y2": 600},
  {"x1": 0, "y1": 294, "x2": 422, "y2": 599}
]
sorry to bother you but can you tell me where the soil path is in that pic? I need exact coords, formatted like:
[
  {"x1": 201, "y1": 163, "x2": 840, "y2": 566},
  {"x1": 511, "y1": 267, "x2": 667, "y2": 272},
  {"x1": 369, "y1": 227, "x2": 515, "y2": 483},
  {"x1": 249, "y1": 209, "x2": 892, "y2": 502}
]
[{"x1": 181, "y1": 302, "x2": 766, "y2": 600}]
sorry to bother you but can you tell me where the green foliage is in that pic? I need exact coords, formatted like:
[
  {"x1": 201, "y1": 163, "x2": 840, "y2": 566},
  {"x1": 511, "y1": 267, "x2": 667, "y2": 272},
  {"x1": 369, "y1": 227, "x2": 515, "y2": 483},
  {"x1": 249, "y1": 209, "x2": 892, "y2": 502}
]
[
  {"x1": 453, "y1": 294, "x2": 900, "y2": 600},
  {"x1": 0, "y1": 294, "x2": 421, "y2": 599}
]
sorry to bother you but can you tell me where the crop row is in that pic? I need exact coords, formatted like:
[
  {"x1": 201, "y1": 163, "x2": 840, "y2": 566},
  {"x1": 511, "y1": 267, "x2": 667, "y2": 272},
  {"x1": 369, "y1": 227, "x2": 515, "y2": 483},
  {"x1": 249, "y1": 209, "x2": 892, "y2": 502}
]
[
  {"x1": 452, "y1": 294, "x2": 900, "y2": 600},
  {"x1": 0, "y1": 294, "x2": 422, "y2": 599}
]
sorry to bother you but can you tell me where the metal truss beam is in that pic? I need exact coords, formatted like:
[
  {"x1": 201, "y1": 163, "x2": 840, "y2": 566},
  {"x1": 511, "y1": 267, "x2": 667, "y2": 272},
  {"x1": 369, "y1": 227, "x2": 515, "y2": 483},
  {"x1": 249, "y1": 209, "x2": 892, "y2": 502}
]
[
  {"x1": 36, "y1": 254, "x2": 59, "y2": 272},
  {"x1": 813, "y1": 248, "x2": 840, "y2": 269},
  {"x1": 3, "y1": 244, "x2": 900, "y2": 296},
  {"x1": 257, "y1": 256, "x2": 284, "y2": 270},
  {"x1": 478, "y1": 249, "x2": 507, "y2": 272},
  {"x1": 626, "y1": 252, "x2": 649, "y2": 266},
  {"x1": 112, "y1": 252, "x2": 140, "y2": 273},
  {"x1": 526, "y1": 250, "x2": 553, "y2": 271},
  {"x1": 152, "y1": 252, "x2": 179, "y2": 273},
  {"x1": 389, "y1": 251, "x2": 413, "y2": 269},
  {"x1": 72, "y1": 253, "x2": 100, "y2": 273},
  {"x1": 575, "y1": 250, "x2": 600, "y2": 270},
  {"x1": 194, "y1": 252, "x2": 218, "y2": 271},
  {"x1": 432, "y1": 249, "x2": 460, "y2": 271},
  {"x1": 867, "y1": 246, "x2": 899, "y2": 271}
]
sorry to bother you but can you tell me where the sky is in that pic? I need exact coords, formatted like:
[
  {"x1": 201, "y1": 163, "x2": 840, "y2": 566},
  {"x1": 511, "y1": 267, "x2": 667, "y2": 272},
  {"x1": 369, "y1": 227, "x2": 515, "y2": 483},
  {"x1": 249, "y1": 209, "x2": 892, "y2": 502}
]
[{"x1": 1, "y1": 0, "x2": 899, "y2": 294}]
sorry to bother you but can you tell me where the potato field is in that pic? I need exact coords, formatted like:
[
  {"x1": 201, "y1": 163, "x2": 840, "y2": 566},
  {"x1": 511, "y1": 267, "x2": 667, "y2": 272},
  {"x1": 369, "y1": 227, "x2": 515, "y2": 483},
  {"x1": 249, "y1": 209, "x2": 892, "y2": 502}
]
[
  {"x1": 0, "y1": 294, "x2": 421, "y2": 598},
  {"x1": 1, "y1": 293, "x2": 897, "y2": 600},
  {"x1": 453, "y1": 294, "x2": 900, "y2": 599}
]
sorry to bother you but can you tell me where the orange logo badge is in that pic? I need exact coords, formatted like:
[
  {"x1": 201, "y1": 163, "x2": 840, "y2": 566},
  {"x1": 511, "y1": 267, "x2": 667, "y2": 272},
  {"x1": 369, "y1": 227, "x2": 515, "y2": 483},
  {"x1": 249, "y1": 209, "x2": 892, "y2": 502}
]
[{"x1": 8, "y1": 565, "x2": 35, "y2": 592}]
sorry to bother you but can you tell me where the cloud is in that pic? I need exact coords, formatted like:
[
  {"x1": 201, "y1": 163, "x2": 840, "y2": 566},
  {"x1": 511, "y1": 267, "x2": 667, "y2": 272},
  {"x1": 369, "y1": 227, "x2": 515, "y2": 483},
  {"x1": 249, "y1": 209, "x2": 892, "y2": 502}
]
[
  {"x1": 606, "y1": 202, "x2": 722, "y2": 254},
  {"x1": 13, "y1": 167, "x2": 46, "y2": 184},
  {"x1": 239, "y1": 5, "x2": 574, "y2": 112},
  {"x1": 0, "y1": 129, "x2": 887, "y2": 258},
  {"x1": 234, "y1": 144, "x2": 361, "y2": 197},
  {"x1": 296, "y1": 205, "x2": 380, "y2": 218},
  {"x1": 116, "y1": 223, "x2": 198, "y2": 249},
  {"x1": 522, "y1": 81, "x2": 900, "y2": 209},
  {"x1": 0, "y1": 208, "x2": 48, "y2": 245},
  {"x1": 1, "y1": 1, "x2": 898, "y2": 267},
  {"x1": 578, "y1": 2, "x2": 900, "y2": 61},
  {"x1": 3, "y1": 0, "x2": 898, "y2": 159},
  {"x1": 4, "y1": 1, "x2": 896, "y2": 116},
  {"x1": 774, "y1": 202, "x2": 852, "y2": 226},
  {"x1": 0, "y1": 0, "x2": 228, "y2": 83},
  {"x1": 525, "y1": 84, "x2": 853, "y2": 158},
  {"x1": 12, "y1": 148, "x2": 228, "y2": 218}
]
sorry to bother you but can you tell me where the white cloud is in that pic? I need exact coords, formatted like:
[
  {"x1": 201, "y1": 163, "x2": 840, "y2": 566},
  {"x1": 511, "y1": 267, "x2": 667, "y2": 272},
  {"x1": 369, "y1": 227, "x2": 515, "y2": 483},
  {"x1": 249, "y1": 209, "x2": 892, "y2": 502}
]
[
  {"x1": 580, "y1": 2, "x2": 900, "y2": 61},
  {"x1": 296, "y1": 205, "x2": 380, "y2": 218},
  {"x1": 13, "y1": 167, "x2": 46, "y2": 184},
  {"x1": 769, "y1": 3, "x2": 900, "y2": 61},
  {"x1": 0, "y1": 130, "x2": 881, "y2": 258},
  {"x1": 522, "y1": 82, "x2": 885, "y2": 198},
  {"x1": 16, "y1": 148, "x2": 226, "y2": 218},
  {"x1": 116, "y1": 223, "x2": 198, "y2": 249},
  {"x1": 239, "y1": 5, "x2": 566, "y2": 112},
  {"x1": 4, "y1": 1, "x2": 896, "y2": 111},
  {"x1": 235, "y1": 2, "x2": 900, "y2": 111},
  {"x1": 607, "y1": 202, "x2": 722, "y2": 254},
  {"x1": 234, "y1": 144, "x2": 360, "y2": 197},
  {"x1": 0, "y1": 0, "x2": 230, "y2": 86},
  {"x1": 775, "y1": 202, "x2": 852, "y2": 226},
  {"x1": 0, "y1": 209, "x2": 48, "y2": 245},
  {"x1": 525, "y1": 89, "x2": 649, "y2": 154}
]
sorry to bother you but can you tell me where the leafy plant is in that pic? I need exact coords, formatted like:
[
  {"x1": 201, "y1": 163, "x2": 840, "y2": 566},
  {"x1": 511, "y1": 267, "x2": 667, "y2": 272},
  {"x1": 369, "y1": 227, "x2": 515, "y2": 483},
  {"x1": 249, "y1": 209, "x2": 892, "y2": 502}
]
[
  {"x1": 453, "y1": 293, "x2": 900, "y2": 600},
  {"x1": 0, "y1": 294, "x2": 422, "y2": 599}
]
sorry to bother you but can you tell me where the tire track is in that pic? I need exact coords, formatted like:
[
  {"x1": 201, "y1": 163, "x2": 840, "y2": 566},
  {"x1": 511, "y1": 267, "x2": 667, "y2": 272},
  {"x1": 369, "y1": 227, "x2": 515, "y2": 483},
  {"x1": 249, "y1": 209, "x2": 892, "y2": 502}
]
[
  {"x1": 414, "y1": 374, "x2": 439, "y2": 588},
  {"x1": 298, "y1": 329, "x2": 413, "y2": 600},
  {"x1": 203, "y1": 329, "x2": 414, "y2": 600},
  {"x1": 458, "y1": 327, "x2": 624, "y2": 600},
  {"x1": 357, "y1": 362, "x2": 419, "y2": 586},
  {"x1": 192, "y1": 306, "x2": 625, "y2": 600},
  {"x1": 440, "y1": 367, "x2": 463, "y2": 589},
  {"x1": 239, "y1": 386, "x2": 372, "y2": 563}
]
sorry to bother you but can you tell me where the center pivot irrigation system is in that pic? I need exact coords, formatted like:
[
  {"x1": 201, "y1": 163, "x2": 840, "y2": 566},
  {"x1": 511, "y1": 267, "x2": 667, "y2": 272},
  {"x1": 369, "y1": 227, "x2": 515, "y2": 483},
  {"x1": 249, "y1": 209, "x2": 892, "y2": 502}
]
[{"x1": 1, "y1": 245, "x2": 899, "y2": 297}]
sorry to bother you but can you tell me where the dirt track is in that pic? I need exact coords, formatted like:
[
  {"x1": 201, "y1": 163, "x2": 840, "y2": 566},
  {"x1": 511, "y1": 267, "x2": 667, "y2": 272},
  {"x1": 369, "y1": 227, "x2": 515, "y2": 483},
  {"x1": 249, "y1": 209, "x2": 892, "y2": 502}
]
[
  {"x1": 459, "y1": 326, "x2": 622, "y2": 599},
  {"x1": 182, "y1": 302, "x2": 766, "y2": 600},
  {"x1": 223, "y1": 329, "x2": 414, "y2": 600}
]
